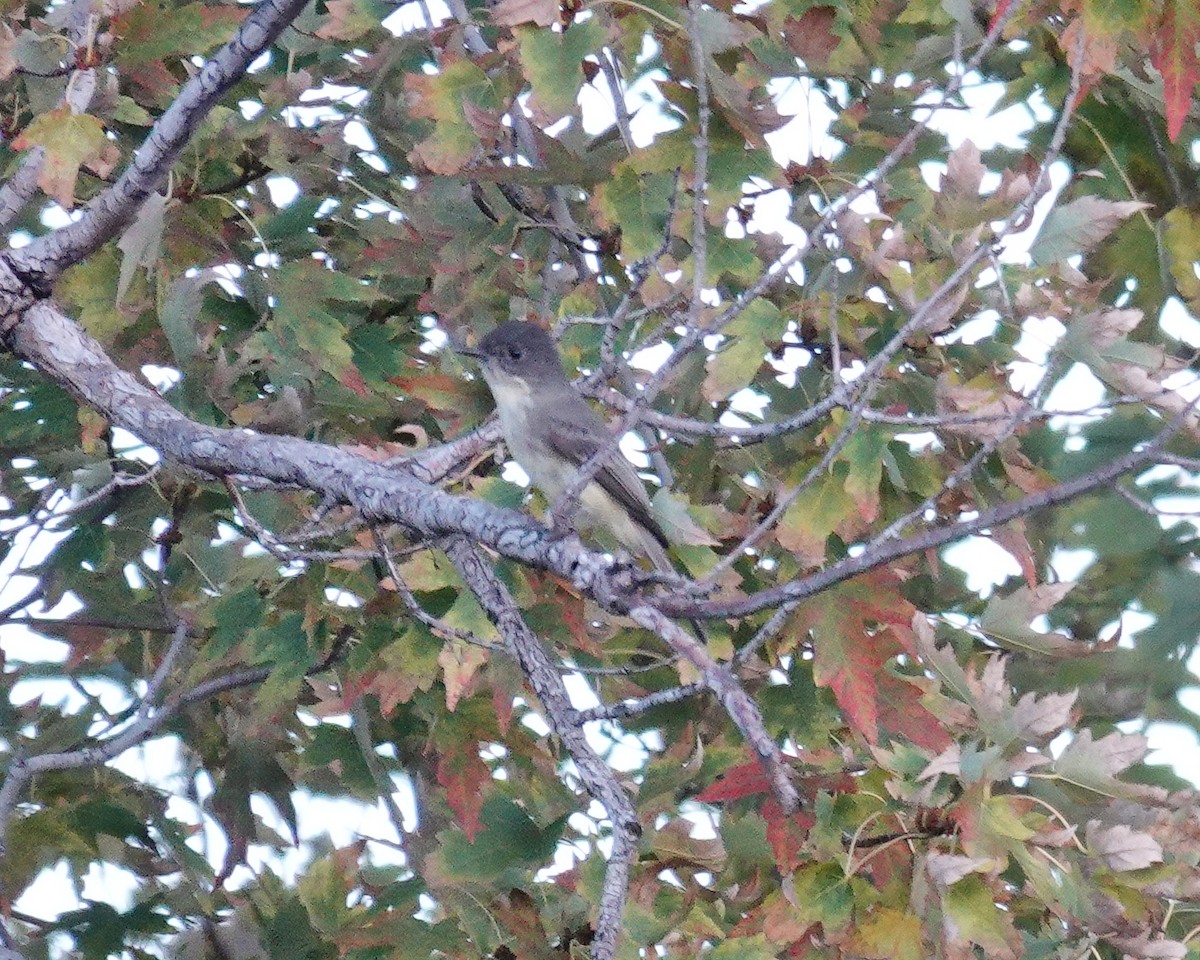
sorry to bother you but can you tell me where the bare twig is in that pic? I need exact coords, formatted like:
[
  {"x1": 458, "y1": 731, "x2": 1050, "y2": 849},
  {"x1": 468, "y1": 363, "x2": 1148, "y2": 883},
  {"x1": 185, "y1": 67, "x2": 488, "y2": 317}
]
[
  {"x1": 697, "y1": 376, "x2": 883, "y2": 589},
  {"x1": 349, "y1": 696, "x2": 410, "y2": 842},
  {"x1": 668, "y1": 397, "x2": 1200, "y2": 620},
  {"x1": 372, "y1": 529, "x2": 498, "y2": 649},
  {"x1": 599, "y1": 47, "x2": 634, "y2": 154},
  {"x1": 0, "y1": 628, "x2": 352, "y2": 858},
  {"x1": 574, "y1": 681, "x2": 705, "y2": 723}
]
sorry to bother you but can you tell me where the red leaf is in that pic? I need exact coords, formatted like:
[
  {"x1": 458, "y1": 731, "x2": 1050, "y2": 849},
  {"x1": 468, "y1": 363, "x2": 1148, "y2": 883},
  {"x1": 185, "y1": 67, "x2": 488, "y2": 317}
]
[
  {"x1": 762, "y1": 799, "x2": 811, "y2": 873},
  {"x1": 793, "y1": 570, "x2": 917, "y2": 744},
  {"x1": 696, "y1": 760, "x2": 771, "y2": 803},
  {"x1": 339, "y1": 365, "x2": 370, "y2": 398},
  {"x1": 1151, "y1": 0, "x2": 1200, "y2": 142},
  {"x1": 437, "y1": 743, "x2": 490, "y2": 842},
  {"x1": 874, "y1": 666, "x2": 950, "y2": 752}
]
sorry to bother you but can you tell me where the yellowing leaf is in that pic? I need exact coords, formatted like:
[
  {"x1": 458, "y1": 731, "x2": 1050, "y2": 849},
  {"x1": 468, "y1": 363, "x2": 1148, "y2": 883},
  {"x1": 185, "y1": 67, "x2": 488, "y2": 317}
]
[
  {"x1": 848, "y1": 908, "x2": 923, "y2": 960},
  {"x1": 439, "y1": 640, "x2": 488, "y2": 711},
  {"x1": 12, "y1": 107, "x2": 115, "y2": 208},
  {"x1": 1164, "y1": 207, "x2": 1200, "y2": 314},
  {"x1": 406, "y1": 60, "x2": 501, "y2": 174},
  {"x1": 776, "y1": 466, "x2": 856, "y2": 564}
]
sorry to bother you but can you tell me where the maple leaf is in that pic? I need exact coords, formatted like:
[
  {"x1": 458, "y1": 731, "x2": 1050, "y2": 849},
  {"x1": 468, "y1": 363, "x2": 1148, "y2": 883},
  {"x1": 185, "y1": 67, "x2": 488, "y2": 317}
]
[
  {"x1": 940, "y1": 139, "x2": 985, "y2": 198},
  {"x1": 874, "y1": 667, "x2": 951, "y2": 751},
  {"x1": 1053, "y1": 730, "x2": 1164, "y2": 801},
  {"x1": 439, "y1": 640, "x2": 489, "y2": 711},
  {"x1": 12, "y1": 107, "x2": 119, "y2": 208},
  {"x1": 848, "y1": 907, "x2": 923, "y2": 960},
  {"x1": 1150, "y1": 0, "x2": 1200, "y2": 142},
  {"x1": 696, "y1": 760, "x2": 772, "y2": 803},
  {"x1": 979, "y1": 582, "x2": 1086, "y2": 658},
  {"x1": 793, "y1": 571, "x2": 918, "y2": 743},
  {"x1": 1029, "y1": 196, "x2": 1151, "y2": 265},
  {"x1": 1085, "y1": 821, "x2": 1163, "y2": 872},
  {"x1": 437, "y1": 743, "x2": 490, "y2": 843}
]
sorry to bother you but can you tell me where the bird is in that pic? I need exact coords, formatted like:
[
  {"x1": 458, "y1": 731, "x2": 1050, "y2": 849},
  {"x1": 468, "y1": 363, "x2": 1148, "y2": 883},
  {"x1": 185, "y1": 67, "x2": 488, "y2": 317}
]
[{"x1": 459, "y1": 321, "x2": 674, "y2": 570}]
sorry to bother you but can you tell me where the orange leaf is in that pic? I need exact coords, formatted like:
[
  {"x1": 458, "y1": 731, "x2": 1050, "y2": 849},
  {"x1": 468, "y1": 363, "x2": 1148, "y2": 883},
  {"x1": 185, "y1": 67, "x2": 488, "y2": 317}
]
[
  {"x1": 437, "y1": 743, "x2": 489, "y2": 842},
  {"x1": 1151, "y1": 0, "x2": 1200, "y2": 142}
]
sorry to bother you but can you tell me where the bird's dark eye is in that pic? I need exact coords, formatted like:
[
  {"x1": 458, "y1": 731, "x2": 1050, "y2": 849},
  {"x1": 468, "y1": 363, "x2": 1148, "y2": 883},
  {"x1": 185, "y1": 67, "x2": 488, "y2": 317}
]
[{"x1": 507, "y1": 346, "x2": 523, "y2": 360}]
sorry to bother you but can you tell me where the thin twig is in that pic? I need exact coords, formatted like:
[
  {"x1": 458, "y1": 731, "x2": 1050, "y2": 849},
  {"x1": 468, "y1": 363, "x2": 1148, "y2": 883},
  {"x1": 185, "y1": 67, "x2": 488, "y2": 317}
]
[
  {"x1": 574, "y1": 682, "x2": 705, "y2": 723},
  {"x1": 669, "y1": 395, "x2": 1200, "y2": 620},
  {"x1": 628, "y1": 603, "x2": 797, "y2": 811},
  {"x1": 599, "y1": 47, "x2": 634, "y2": 154},
  {"x1": 372, "y1": 529, "x2": 498, "y2": 649}
]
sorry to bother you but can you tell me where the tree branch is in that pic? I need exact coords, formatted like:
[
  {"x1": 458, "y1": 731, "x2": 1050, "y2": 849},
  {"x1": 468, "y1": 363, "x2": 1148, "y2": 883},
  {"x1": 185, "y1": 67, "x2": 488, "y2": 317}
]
[
  {"x1": 3, "y1": 0, "x2": 313, "y2": 286},
  {"x1": 0, "y1": 625, "x2": 351, "y2": 860},
  {"x1": 668, "y1": 398, "x2": 1198, "y2": 620},
  {"x1": 441, "y1": 536, "x2": 639, "y2": 960}
]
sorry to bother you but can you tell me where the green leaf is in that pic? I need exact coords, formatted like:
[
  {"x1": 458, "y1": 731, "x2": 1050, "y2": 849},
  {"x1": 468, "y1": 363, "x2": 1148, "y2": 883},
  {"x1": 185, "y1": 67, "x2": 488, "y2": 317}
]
[
  {"x1": 703, "y1": 300, "x2": 782, "y2": 401},
  {"x1": 941, "y1": 875, "x2": 1020, "y2": 958},
  {"x1": 265, "y1": 260, "x2": 379, "y2": 384},
  {"x1": 159, "y1": 271, "x2": 208, "y2": 367},
  {"x1": 111, "y1": 2, "x2": 247, "y2": 65},
  {"x1": 516, "y1": 20, "x2": 605, "y2": 121},
  {"x1": 1029, "y1": 196, "x2": 1150, "y2": 265},
  {"x1": 594, "y1": 166, "x2": 674, "y2": 259},
  {"x1": 117, "y1": 193, "x2": 167, "y2": 305},
  {"x1": 787, "y1": 863, "x2": 854, "y2": 933},
  {"x1": 430, "y1": 796, "x2": 564, "y2": 885}
]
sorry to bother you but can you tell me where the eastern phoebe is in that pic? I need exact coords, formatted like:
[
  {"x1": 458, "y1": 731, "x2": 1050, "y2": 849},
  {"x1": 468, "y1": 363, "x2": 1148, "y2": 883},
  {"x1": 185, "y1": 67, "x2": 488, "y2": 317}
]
[{"x1": 460, "y1": 321, "x2": 673, "y2": 570}]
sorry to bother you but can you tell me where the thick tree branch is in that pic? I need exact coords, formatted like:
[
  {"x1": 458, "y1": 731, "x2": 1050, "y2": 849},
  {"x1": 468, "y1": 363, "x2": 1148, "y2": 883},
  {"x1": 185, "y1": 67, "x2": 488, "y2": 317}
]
[
  {"x1": 0, "y1": 296, "x2": 617, "y2": 594},
  {"x1": 2, "y1": 0, "x2": 312, "y2": 286}
]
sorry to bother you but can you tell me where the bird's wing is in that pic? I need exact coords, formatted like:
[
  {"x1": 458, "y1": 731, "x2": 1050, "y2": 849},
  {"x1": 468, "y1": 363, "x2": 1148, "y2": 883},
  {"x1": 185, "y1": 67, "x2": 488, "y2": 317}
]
[{"x1": 543, "y1": 403, "x2": 671, "y2": 552}]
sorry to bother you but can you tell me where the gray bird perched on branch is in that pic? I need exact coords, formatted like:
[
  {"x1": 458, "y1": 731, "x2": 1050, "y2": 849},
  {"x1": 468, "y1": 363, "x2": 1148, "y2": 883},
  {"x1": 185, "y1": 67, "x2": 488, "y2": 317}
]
[{"x1": 459, "y1": 321, "x2": 674, "y2": 570}]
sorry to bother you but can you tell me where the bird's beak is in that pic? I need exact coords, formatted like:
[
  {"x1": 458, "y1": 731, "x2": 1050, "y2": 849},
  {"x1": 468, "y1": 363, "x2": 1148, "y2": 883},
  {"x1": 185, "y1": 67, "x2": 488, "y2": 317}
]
[{"x1": 455, "y1": 341, "x2": 484, "y2": 360}]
